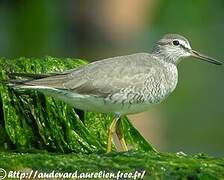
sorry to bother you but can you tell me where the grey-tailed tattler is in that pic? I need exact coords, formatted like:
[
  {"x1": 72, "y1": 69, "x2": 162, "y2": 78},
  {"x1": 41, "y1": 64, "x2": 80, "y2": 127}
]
[{"x1": 10, "y1": 34, "x2": 222, "y2": 153}]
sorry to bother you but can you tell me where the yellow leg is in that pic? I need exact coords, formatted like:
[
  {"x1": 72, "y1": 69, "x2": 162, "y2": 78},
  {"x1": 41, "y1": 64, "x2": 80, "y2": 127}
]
[
  {"x1": 118, "y1": 136, "x2": 128, "y2": 151},
  {"x1": 106, "y1": 116, "x2": 119, "y2": 153},
  {"x1": 116, "y1": 119, "x2": 128, "y2": 151}
]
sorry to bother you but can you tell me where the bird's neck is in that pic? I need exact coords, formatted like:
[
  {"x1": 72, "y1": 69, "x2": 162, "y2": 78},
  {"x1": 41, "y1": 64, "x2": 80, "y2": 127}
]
[
  {"x1": 153, "y1": 52, "x2": 181, "y2": 65},
  {"x1": 158, "y1": 57, "x2": 179, "y2": 93},
  {"x1": 151, "y1": 47, "x2": 181, "y2": 65}
]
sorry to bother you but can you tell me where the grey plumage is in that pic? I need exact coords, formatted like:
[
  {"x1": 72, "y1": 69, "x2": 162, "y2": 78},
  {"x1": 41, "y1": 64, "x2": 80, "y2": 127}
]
[{"x1": 10, "y1": 34, "x2": 222, "y2": 115}]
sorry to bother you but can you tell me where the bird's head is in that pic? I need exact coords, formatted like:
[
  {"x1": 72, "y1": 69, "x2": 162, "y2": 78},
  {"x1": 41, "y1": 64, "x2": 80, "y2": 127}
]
[{"x1": 152, "y1": 34, "x2": 222, "y2": 65}]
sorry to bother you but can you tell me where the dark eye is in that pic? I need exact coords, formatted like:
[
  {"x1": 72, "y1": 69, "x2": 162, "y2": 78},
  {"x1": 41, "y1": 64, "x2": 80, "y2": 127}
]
[{"x1": 172, "y1": 40, "x2": 180, "y2": 46}]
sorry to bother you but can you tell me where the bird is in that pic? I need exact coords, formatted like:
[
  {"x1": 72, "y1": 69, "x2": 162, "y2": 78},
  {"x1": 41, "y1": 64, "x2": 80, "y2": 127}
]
[{"x1": 9, "y1": 34, "x2": 222, "y2": 153}]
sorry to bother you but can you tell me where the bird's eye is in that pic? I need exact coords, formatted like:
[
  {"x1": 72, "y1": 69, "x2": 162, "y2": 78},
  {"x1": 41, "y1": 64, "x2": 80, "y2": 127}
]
[{"x1": 172, "y1": 40, "x2": 180, "y2": 46}]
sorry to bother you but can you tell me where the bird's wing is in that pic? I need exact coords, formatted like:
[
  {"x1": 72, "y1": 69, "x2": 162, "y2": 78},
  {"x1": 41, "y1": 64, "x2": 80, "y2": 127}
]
[{"x1": 19, "y1": 53, "x2": 163, "y2": 98}]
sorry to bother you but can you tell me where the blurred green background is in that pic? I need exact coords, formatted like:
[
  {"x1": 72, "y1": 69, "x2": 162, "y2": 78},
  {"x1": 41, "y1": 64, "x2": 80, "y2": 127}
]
[{"x1": 0, "y1": 0, "x2": 223, "y2": 156}]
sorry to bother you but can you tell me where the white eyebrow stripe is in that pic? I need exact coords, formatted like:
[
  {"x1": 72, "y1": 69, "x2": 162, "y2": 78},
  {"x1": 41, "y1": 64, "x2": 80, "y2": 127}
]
[{"x1": 177, "y1": 39, "x2": 191, "y2": 49}]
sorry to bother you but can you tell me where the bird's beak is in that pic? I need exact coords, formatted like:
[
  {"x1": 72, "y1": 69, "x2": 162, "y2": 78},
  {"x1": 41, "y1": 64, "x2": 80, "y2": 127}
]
[{"x1": 190, "y1": 49, "x2": 222, "y2": 65}]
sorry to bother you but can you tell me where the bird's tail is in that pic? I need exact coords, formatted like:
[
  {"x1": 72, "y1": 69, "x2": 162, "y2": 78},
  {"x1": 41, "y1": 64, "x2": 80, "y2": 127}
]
[
  {"x1": 1, "y1": 72, "x2": 53, "y2": 89},
  {"x1": 8, "y1": 72, "x2": 64, "y2": 79},
  {"x1": 2, "y1": 71, "x2": 70, "y2": 90}
]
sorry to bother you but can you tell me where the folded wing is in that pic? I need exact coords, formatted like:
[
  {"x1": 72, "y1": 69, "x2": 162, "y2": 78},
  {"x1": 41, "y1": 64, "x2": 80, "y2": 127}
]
[{"x1": 13, "y1": 53, "x2": 163, "y2": 98}]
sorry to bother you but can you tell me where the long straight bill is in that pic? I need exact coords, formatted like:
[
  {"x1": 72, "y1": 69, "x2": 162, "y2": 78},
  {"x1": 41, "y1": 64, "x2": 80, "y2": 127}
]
[{"x1": 190, "y1": 50, "x2": 222, "y2": 65}]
